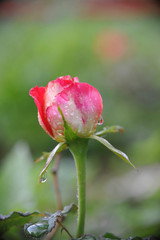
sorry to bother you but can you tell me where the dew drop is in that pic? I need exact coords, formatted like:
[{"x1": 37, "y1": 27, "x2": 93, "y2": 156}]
[
  {"x1": 40, "y1": 172, "x2": 47, "y2": 183},
  {"x1": 98, "y1": 116, "x2": 103, "y2": 125},
  {"x1": 25, "y1": 222, "x2": 48, "y2": 237}
]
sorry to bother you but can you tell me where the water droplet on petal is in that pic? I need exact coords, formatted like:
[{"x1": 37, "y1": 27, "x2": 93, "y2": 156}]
[
  {"x1": 98, "y1": 116, "x2": 103, "y2": 125},
  {"x1": 40, "y1": 172, "x2": 47, "y2": 183}
]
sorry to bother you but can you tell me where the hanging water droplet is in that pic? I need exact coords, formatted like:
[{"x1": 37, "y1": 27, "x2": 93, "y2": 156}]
[
  {"x1": 40, "y1": 171, "x2": 47, "y2": 183},
  {"x1": 98, "y1": 116, "x2": 103, "y2": 125}
]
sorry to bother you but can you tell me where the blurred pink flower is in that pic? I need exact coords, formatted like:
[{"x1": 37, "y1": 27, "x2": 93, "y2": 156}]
[{"x1": 95, "y1": 31, "x2": 129, "y2": 60}]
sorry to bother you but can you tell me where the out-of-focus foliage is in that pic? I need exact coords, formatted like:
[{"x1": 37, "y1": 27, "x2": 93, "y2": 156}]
[
  {"x1": 0, "y1": 18, "x2": 160, "y2": 158},
  {"x1": 0, "y1": 2, "x2": 160, "y2": 239}
]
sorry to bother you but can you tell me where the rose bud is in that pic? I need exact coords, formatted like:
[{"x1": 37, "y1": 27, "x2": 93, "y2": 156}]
[{"x1": 29, "y1": 75, "x2": 103, "y2": 142}]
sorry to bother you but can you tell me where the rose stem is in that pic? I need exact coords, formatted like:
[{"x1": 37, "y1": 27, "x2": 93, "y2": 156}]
[{"x1": 69, "y1": 138, "x2": 88, "y2": 237}]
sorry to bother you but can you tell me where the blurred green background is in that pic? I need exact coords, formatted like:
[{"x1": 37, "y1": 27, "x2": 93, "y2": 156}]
[{"x1": 0, "y1": 0, "x2": 160, "y2": 239}]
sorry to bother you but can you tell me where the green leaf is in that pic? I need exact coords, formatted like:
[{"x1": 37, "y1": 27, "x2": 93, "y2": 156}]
[
  {"x1": 90, "y1": 135, "x2": 135, "y2": 168},
  {"x1": 95, "y1": 126, "x2": 124, "y2": 137},
  {"x1": 0, "y1": 211, "x2": 41, "y2": 235},
  {"x1": 127, "y1": 238, "x2": 142, "y2": 240},
  {"x1": 61, "y1": 203, "x2": 78, "y2": 215},
  {"x1": 38, "y1": 142, "x2": 66, "y2": 184},
  {"x1": 24, "y1": 203, "x2": 77, "y2": 238},
  {"x1": 72, "y1": 234, "x2": 97, "y2": 240},
  {"x1": 58, "y1": 106, "x2": 79, "y2": 142},
  {"x1": 70, "y1": 233, "x2": 158, "y2": 240},
  {"x1": 103, "y1": 232, "x2": 121, "y2": 240}
]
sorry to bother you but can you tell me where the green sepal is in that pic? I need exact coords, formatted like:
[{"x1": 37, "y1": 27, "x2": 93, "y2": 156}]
[
  {"x1": 34, "y1": 152, "x2": 50, "y2": 163},
  {"x1": 38, "y1": 142, "x2": 66, "y2": 184},
  {"x1": 35, "y1": 143, "x2": 67, "y2": 163},
  {"x1": 90, "y1": 135, "x2": 135, "y2": 168},
  {"x1": 95, "y1": 126, "x2": 124, "y2": 137},
  {"x1": 58, "y1": 106, "x2": 79, "y2": 142}
]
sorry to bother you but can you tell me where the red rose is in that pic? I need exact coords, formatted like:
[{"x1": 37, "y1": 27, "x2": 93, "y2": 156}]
[{"x1": 29, "y1": 75, "x2": 103, "y2": 142}]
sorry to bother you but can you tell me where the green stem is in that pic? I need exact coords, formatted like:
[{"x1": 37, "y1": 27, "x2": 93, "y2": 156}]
[{"x1": 69, "y1": 138, "x2": 89, "y2": 238}]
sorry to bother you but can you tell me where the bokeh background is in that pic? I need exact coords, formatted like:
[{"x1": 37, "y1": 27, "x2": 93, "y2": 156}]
[{"x1": 0, "y1": 0, "x2": 160, "y2": 239}]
